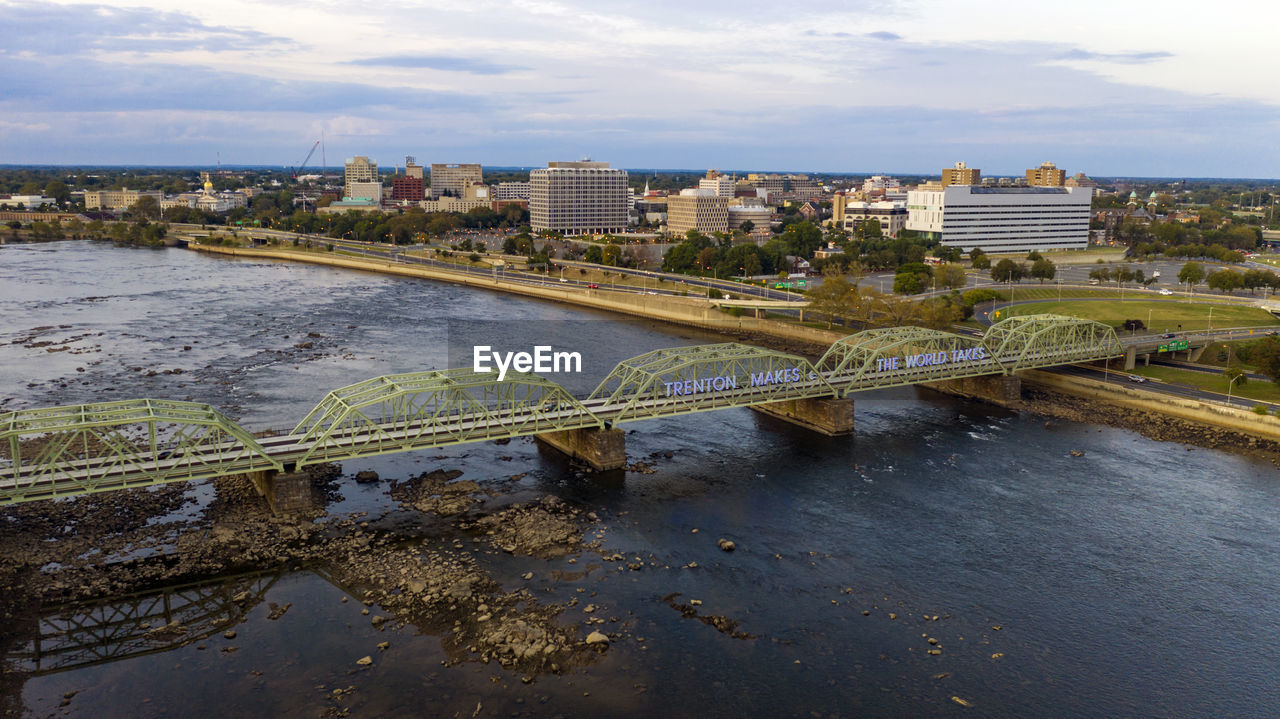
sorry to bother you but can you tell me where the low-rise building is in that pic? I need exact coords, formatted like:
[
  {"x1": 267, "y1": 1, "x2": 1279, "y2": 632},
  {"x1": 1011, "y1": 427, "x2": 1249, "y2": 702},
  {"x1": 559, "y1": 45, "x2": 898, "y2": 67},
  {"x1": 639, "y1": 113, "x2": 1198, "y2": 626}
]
[
  {"x1": 906, "y1": 185, "x2": 1092, "y2": 252},
  {"x1": 0, "y1": 195, "x2": 55, "y2": 209},
  {"x1": 728, "y1": 201, "x2": 774, "y2": 242},
  {"x1": 84, "y1": 189, "x2": 163, "y2": 211},
  {"x1": 839, "y1": 201, "x2": 907, "y2": 237}
]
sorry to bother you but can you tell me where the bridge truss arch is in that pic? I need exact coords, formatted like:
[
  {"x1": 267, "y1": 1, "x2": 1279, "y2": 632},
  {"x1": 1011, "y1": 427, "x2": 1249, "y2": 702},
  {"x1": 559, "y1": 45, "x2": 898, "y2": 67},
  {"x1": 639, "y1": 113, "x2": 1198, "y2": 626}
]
[
  {"x1": 0, "y1": 399, "x2": 280, "y2": 505},
  {"x1": 587, "y1": 343, "x2": 836, "y2": 423},
  {"x1": 291, "y1": 368, "x2": 600, "y2": 467},
  {"x1": 816, "y1": 327, "x2": 1004, "y2": 394},
  {"x1": 983, "y1": 314, "x2": 1122, "y2": 371}
]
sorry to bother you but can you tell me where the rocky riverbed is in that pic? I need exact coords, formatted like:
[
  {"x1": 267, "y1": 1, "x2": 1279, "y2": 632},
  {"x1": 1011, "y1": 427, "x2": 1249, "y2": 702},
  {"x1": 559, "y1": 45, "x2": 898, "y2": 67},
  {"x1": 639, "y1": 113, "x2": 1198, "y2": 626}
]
[{"x1": 1018, "y1": 388, "x2": 1280, "y2": 464}]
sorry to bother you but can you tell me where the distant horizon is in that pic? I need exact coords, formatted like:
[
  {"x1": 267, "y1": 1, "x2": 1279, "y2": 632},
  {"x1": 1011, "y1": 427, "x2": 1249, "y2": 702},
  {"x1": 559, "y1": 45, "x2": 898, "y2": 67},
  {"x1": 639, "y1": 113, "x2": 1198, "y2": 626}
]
[{"x1": 2, "y1": 163, "x2": 1277, "y2": 184}]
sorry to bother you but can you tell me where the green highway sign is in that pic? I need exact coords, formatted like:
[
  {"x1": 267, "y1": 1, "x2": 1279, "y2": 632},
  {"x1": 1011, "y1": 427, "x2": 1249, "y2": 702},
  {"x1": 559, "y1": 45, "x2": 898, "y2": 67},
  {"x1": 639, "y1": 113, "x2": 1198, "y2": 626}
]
[{"x1": 1157, "y1": 340, "x2": 1189, "y2": 352}]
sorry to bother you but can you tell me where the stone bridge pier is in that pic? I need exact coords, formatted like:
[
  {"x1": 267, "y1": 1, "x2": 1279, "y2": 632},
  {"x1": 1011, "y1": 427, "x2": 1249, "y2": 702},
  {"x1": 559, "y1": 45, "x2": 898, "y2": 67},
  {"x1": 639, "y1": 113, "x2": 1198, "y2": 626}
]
[
  {"x1": 535, "y1": 427, "x2": 627, "y2": 471},
  {"x1": 751, "y1": 397, "x2": 856, "y2": 435},
  {"x1": 924, "y1": 373, "x2": 1022, "y2": 406},
  {"x1": 247, "y1": 469, "x2": 315, "y2": 516}
]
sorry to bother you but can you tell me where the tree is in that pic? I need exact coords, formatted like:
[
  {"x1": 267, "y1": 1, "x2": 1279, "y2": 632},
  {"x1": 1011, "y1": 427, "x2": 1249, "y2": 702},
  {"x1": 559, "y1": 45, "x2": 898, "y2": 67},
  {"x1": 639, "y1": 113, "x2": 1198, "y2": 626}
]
[
  {"x1": 1252, "y1": 337, "x2": 1280, "y2": 384},
  {"x1": 806, "y1": 269, "x2": 859, "y2": 327},
  {"x1": 935, "y1": 263, "x2": 968, "y2": 290},
  {"x1": 970, "y1": 250, "x2": 991, "y2": 270},
  {"x1": 1223, "y1": 365, "x2": 1248, "y2": 388},
  {"x1": 991, "y1": 258, "x2": 1025, "y2": 283},
  {"x1": 739, "y1": 220, "x2": 754, "y2": 234},
  {"x1": 44, "y1": 180, "x2": 70, "y2": 206},
  {"x1": 1178, "y1": 261, "x2": 1205, "y2": 288},
  {"x1": 131, "y1": 195, "x2": 160, "y2": 221},
  {"x1": 1207, "y1": 269, "x2": 1243, "y2": 294},
  {"x1": 1030, "y1": 257, "x2": 1056, "y2": 283},
  {"x1": 583, "y1": 245, "x2": 603, "y2": 264},
  {"x1": 1088, "y1": 267, "x2": 1111, "y2": 283},
  {"x1": 893, "y1": 272, "x2": 925, "y2": 295}
]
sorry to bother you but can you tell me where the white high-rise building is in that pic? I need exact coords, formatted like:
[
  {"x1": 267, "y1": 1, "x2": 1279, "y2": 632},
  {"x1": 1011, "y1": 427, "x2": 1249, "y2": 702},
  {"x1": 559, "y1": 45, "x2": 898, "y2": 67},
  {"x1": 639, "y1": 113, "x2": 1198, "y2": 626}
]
[
  {"x1": 906, "y1": 185, "x2": 1092, "y2": 253},
  {"x1": 529, "y1": 161, "x2": 628, "y2": 235}
]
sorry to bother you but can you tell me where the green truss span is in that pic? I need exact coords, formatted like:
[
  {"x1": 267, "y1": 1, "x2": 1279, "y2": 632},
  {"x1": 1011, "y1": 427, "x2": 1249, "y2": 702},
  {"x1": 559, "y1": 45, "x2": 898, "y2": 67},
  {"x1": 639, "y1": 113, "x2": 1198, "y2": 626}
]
[
  {"x1": 0, "y1": 399, "x2": 280, "y2": 505},
  {"x1": 290, "y1": 368, "x2": 602, "y2": 468},
  {"x1": 588, "y1": 342, "x2": 836, "y2": 422},
  {"x1": 1, "y1": 315, "x2": 1122, "y2": 504}
]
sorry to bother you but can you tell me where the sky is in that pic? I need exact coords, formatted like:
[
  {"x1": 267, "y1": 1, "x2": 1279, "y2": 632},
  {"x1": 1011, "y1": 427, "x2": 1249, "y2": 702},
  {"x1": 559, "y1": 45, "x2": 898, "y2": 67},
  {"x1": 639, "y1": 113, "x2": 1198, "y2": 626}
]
[{"x1": 1, "y1": 0, "x2": 1278, "y2": 177}]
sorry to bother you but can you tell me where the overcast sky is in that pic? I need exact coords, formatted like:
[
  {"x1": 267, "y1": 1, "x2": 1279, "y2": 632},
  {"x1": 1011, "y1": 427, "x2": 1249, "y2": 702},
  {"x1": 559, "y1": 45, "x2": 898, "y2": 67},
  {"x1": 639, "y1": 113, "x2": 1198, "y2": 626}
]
[{"x1": 2, "y1": 0, "x2": 1277, "y2": 177}]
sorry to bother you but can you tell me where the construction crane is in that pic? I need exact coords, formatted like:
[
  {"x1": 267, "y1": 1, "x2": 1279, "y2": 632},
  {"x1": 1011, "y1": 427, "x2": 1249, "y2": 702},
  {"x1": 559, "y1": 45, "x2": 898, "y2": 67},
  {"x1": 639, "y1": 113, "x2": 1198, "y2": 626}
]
[{"x1": 291, "y1": 140, "x2": 321, "y2": 180}]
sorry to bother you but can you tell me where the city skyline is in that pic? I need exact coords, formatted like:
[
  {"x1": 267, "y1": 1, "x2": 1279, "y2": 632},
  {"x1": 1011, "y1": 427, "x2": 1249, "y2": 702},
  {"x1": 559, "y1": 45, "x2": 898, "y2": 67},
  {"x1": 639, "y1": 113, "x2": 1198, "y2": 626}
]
[{"x1": 1, "y1": 0, "x2": 1278, "y2": 177}]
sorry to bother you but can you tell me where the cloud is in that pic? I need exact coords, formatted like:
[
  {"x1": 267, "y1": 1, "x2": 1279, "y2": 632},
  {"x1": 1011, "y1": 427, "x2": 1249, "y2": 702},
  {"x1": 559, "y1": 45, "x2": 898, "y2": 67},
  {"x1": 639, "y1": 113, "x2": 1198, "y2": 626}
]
[
  {"x1": 1057, "y1": 49, "x2": 1174, "y2": 64},
  {"x1": 0, "y1": 2, "x2": 291, "y2": 54},
  {"x1": 0, "y1": 56, "x2": 497, "y2": 115},
  {"x1": 344, "y1": 55, "x2": 525, "y2": 75},
  {"x1": 865, "y1": 31, "x2": 902, "y2": 41}
]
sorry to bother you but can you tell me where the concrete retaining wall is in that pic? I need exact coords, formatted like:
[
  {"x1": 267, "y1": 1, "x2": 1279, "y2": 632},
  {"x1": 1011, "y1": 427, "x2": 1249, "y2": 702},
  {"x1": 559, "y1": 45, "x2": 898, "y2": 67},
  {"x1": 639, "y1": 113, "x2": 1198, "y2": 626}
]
[{"x1": 1021, "y1": 369, "x2": 1280, "y2": 440}]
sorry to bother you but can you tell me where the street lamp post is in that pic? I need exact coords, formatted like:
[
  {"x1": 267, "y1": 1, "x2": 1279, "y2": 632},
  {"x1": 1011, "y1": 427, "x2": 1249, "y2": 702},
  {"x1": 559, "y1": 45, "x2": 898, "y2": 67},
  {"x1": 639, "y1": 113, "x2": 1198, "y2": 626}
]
[{"x1": 1227, "y1": 373, "x2": 1242, "y2": 406}]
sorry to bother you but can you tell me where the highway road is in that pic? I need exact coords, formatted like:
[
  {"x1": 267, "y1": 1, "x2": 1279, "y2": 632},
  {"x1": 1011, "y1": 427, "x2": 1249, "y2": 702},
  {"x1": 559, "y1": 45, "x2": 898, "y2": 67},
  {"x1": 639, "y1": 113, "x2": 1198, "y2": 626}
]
[{"x1": 1050, "y1": 364, "x2": 1278, "y2": 412}]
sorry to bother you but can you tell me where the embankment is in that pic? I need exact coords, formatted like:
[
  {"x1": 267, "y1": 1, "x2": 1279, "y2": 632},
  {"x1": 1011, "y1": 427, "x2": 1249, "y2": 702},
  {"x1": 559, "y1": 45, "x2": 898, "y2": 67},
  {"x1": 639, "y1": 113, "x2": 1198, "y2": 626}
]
[
  {"x1": 189, "y1": 244, "x2": 839, "y2": 354},
  {"x1": 1019, "y1": 369, "x2": 1280, "y2": 456}
]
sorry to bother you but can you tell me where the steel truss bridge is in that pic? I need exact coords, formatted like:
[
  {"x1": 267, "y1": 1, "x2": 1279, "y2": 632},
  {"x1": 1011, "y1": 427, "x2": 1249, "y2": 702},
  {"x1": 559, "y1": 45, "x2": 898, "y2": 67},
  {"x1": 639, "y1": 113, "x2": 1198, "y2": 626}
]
[{"x1": 1, "y1": 315, "x2": 1121, "y2": 505}]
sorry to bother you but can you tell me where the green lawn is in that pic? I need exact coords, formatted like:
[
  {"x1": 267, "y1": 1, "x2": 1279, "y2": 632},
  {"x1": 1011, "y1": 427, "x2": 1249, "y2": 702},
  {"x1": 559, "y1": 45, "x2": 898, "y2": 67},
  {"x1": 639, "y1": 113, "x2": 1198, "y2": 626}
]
[
  {"x1": 1128, "y1": 365, "x2": 1280, "y2": 404},
  {"x1": 998, "y1": 299, "x2": 1280, "y2": 331}
]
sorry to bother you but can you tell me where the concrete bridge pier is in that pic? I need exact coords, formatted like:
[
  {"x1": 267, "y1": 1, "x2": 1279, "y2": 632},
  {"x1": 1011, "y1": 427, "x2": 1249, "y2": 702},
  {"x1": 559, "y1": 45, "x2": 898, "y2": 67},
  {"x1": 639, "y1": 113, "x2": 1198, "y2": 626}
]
[
  {"x1": 750, "y1": 397, "x2": 856, "y2": 436},
  {"x1": 924, "y1": 373, "x2": 1022, "y2": 406},
  {"x1": 535, "y1": 426, "x2": 627, "y2": 471},
  {"x1": 248, "y1": 469, "x2": 315, "y2": 516}
]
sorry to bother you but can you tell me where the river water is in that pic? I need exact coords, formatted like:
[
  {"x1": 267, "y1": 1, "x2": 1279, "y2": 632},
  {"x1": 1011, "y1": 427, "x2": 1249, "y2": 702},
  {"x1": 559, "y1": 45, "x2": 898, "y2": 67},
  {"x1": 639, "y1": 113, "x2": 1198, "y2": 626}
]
[{"x1": 2, "y1": 242, "x2": 1279, "y2": 718}]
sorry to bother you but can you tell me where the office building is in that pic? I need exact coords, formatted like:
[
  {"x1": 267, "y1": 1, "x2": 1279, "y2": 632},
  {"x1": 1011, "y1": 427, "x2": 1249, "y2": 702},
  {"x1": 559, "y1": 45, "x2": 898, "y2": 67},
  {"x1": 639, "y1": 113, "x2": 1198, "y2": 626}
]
[
  {"x1": 430, "y1": 163, "x2": 483, "y2": 199},
  {"x1": 344, "y1": 156, "x2": 378, "y2": 199},
  {"x1": 941, "y1": 161, "x2": 980, "y2": 187},
  {"x1": 667, "y1": 189, "x2": 730, "y2": 236},
  {"x1": 405, "y1": 156, "x2": 423, "y2": 179},
  {"x1": 391, "y1": 175, "x2": 425, "y2": 202},
  {"x1": 728, "y1": 200, "x2": 774, "y2": 242},
  {"x1": 529, "y1": 161, "x2": 628, "y2": 235},
  {"x1": 345, "y1": 181, "x2": 383, "y2": 202},
  {"x1": 1065, "y1": 172, "x2": 1099, "y2": 194},
  {"x1": 699, "y1": 170, "x2": 736, "y2": 198},
  {"x1": 862, "y1": 175, "x2": 900, "y2": 192},
  {"x1": 1026, "y1": 161, "x2": 1066, "y2": 187},
  {"x1": 493, "y1": 182, "x2": 531, "y2": 201},
  {"x1": 839, "y1": 201, "x2": 907, "y2": 237},
  {"x1": 905, "y1": 185, "x2": 1092, "y2": 252},
  {"x1": 84, "y1": 189, "x2": 163, "y2": 211}
]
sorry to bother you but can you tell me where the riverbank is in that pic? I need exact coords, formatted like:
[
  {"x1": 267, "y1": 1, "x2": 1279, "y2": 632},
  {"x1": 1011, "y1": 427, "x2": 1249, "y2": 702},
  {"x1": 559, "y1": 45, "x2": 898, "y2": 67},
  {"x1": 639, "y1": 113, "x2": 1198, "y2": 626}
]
[
  {"x1": 189, "y1": 242, "x2": 1280, "y2": 451},
  {"x1": 187, "y1": 243, "x2": 839, "y2": 354}
]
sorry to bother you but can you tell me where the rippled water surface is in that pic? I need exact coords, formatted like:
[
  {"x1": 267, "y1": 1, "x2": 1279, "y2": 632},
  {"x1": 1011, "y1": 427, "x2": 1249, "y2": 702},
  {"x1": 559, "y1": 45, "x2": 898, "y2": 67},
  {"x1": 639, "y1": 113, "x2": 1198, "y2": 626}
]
[{"x1": 2, "y1": 242, "x2": 1279, "y2": 718}]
